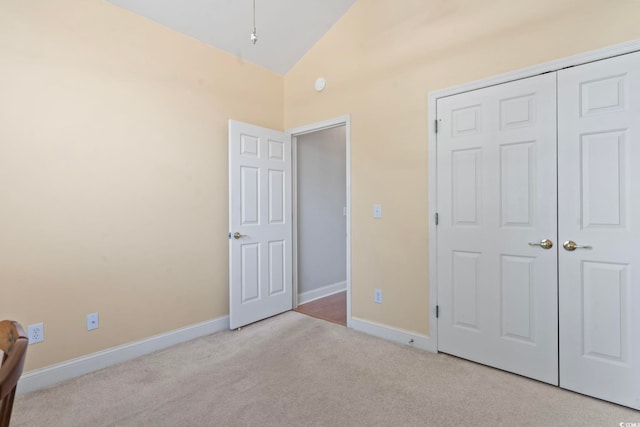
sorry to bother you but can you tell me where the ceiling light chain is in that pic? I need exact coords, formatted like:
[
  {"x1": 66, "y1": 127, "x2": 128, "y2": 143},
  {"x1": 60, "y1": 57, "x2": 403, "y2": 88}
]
[{"x1": 250, "y1": 0, "x2": 258, "y2": 44}]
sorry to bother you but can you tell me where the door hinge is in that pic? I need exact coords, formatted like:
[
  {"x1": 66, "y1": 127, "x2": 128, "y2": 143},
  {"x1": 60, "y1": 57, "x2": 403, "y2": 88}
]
[
  {"x1": 228, "y1": 232, "x2": 231, "y2": 239},
  {"x1": 435, "y1": 212, "x2": 439, "y2": 225},
  {"x1": 434, "y1": 119, "x2": 439, "y2": 133},
  {"x1": 436, "y1": 305, "x2": 440, "y2": 318}
]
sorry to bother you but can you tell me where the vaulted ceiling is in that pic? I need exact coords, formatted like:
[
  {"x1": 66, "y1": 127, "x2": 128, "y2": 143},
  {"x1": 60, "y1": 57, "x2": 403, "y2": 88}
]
[{"x1": 105, "y1": 0, "x2": 357, "y2": 75}]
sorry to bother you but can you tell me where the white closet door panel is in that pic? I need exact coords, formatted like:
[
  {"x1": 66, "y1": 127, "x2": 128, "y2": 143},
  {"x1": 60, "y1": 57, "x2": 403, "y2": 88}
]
[
  {"x1": 437, "y1": 73, "x2": 558, "y2": 384},
  {"x1": 558, "y1": 51, "x2": 640, "y2": 410}
]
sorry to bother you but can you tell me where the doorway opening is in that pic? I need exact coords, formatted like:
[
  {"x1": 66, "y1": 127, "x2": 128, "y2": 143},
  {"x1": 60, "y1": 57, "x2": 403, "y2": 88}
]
[{"x1": 290, "y1": 119, "x2": 350, "y2": 327}]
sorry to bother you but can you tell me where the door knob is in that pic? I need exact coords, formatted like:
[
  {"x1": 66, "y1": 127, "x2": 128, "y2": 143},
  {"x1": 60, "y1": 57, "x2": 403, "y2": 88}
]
[
  {"x1": 528, "y1": 239, "x2": 553, "y2": 249},
  {"x1": 233, "y1": 232, "x2": 247, "y2": 239},
  {"x1": 563, "y1": 240, "x2": 592, "y2": 251}
]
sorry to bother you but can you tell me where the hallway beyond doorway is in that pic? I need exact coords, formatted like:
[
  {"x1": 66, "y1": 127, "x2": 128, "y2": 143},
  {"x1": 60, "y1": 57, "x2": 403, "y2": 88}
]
[{"x1": 294, "y1": 291, "x2": 346, "y2": 326}]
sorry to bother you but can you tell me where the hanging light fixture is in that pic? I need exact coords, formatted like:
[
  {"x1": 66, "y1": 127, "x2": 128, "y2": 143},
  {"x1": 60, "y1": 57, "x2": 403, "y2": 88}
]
[{"x1": 250, "y1": 0, "x2": 258, "y2": 44}]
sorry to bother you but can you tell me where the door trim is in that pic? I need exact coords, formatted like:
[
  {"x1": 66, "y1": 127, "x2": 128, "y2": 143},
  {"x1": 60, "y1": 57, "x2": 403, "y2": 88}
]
[
  {"x1": 427, "y1": 37, "x2": 640, "y2": 351},
  {"x1": 287, "y1": 115, "x2": 352, "y2": 327}
]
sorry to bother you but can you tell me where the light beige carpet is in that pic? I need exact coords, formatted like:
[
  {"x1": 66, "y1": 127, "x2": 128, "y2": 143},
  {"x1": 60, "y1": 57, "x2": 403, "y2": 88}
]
[{"x1": 12, "y1": 312, "x2": 639, "y2": 426}]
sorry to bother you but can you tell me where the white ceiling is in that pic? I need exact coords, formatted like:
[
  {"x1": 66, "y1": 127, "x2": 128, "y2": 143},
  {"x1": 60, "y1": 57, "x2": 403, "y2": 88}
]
[{"x1": 105, "y1": 0, "x2": 357, "y2": 75}]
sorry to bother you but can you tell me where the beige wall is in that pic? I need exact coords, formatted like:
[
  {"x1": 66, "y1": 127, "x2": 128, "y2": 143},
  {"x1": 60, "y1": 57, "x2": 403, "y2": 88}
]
[
  {"x1": 284, "y1": 0, "x2": 640, "y2": 335},
  {"x1": 0, "y1": 0, "x2": 282, "y2": 370}
]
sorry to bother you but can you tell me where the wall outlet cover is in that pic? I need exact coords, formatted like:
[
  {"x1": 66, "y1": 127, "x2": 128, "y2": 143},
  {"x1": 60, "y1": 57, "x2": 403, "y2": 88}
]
[
  {"x1": 374, "y1": 289, "x2": 383, "y2": 304},
  {"x1": 87, "y1": 312, "x2": 99, "y2": 331},
  {"x1": 28, "y1": 323, "x2": 44, "y2": 344}
]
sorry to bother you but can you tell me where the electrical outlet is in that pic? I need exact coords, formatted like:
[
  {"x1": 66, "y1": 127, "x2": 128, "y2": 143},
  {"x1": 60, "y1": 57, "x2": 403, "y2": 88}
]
[
  {"x1": 87, "y1": 312, "x2": 99, "y2": 331},
  {"x1": 28, "y1": 323, "x2": 44, "y2": 344},
  {"x1": 374, "y1": 289, "x2": 383, "y2": 304}
]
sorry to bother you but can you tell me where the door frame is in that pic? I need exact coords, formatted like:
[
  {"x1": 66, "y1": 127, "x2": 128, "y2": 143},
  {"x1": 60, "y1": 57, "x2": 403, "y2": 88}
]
[
  {"x1": 287, "y1": 115, "x2": 352, "y2": 327},
  {"x1": 427, "y1": 38, "x2": 640, "y2": 351}
]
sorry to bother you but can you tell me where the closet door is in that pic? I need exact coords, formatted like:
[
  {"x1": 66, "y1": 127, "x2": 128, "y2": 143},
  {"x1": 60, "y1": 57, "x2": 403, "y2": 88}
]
[
  {"x1": 436, "y1": 73, "x2": 558, "y2": 384},
  {"x1": 558, "y1": 51, "x2": 640, "y2": 410}
]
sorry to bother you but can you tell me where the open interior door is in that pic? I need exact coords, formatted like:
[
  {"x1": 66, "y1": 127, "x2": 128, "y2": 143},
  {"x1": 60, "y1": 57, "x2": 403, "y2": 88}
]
[{"x1": 229, "y1": 120, "x2": 292, "y2": 329}]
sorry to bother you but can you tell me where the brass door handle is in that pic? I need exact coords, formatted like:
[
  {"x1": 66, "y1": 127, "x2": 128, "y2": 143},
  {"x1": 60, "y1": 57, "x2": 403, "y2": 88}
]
[
  {"x1": 563, "y1": 240, "x2": 592, "y2": 251},
  {"x1": 528, "y1": 239, "x2": 553, "y2": 249},
  {"x1": 232, "y1": 232, "x2": 247, "y2": 240}
]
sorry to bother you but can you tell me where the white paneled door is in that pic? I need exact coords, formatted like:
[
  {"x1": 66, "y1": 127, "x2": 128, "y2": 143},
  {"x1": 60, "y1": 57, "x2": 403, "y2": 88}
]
[
  {"x1": 436, "y1": 51, "x2": 640, "y2": 409},
  {"x1": 436, "y1": 73, "x2": 559, "y2": 385},
  {"x1": 229, "y1": 120, "x2": 292, "y2": 329},
  {"x1": 558, "y1": 51, "x2": 640, "y2": 410}
]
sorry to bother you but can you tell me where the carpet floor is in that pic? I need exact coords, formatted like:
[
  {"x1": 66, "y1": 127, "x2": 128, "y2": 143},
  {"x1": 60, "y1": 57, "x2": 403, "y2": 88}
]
[{"x1": 12, "y1": 312, "x2": 639, "y2": 426}]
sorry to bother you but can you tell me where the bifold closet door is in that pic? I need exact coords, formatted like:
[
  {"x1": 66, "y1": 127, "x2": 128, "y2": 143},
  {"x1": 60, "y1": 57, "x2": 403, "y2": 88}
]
[
  {"x1": 436, "y1": 73, "x2": 559, "y2": 385},
  {"x1": 558, "y1": 51, "x2": 640, "y2": 410}
]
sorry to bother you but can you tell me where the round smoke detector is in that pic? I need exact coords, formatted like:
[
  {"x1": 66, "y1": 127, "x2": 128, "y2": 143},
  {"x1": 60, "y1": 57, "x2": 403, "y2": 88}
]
[{"x1": 315, "y1": 77, "x2": 326, "y2": 92}]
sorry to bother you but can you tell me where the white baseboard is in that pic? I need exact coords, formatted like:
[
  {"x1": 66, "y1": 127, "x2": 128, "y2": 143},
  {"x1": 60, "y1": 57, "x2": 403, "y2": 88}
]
[
  {"x1": 350, "y1": 317, "x2": 437, "y2": 353},
  {"x1": 18, "y1": 315, "x2": 229, "y2": 395},
  {"x1": 298, "y1": 281, "x2": 346, "y2": 305}
]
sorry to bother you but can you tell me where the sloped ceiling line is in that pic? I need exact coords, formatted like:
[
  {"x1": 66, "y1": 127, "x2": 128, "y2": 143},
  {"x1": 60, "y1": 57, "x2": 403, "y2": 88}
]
[{"x1": 106, "y1": 0, "x2": 357, "y2": 75}]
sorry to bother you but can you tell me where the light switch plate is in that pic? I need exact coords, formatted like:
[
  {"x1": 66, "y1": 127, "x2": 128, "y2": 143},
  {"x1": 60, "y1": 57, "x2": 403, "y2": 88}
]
[{"x1": 373, "y1": 204, "x2": 382, "y2": 219}]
